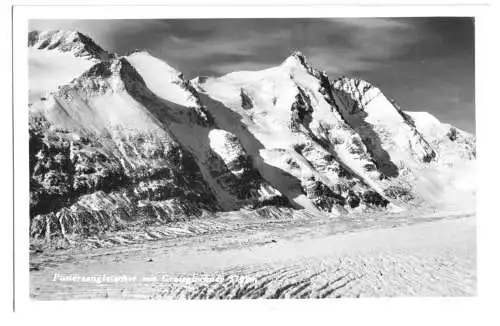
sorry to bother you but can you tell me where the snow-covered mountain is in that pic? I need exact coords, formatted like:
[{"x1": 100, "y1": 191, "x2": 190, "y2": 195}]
[{"x1": 28, "y1": 31, "x2": 476, "y2": 241}]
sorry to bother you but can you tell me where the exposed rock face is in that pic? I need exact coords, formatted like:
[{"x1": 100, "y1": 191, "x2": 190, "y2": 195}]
[
  {"x1": 240, "y1": 89, "x2": 254, "y2": 110},
  {"x1": 303, "y1": 176, "x2": 346, "y2": 213},
  {"x1": 346, "y1": 190, "x2": 361, "y2": 208},
  {"x1": 29, "y1": 30, "x2": 114, "y2": 61},
  {"x1": 28, "y1": 31, "x2": 476, "y2": 241},
  {"x1": 290, "y1": 87, "x2": 314, "y2": 132},
  {"x1": 405, "y1": 111, "x2": 476, "y2": 164},
  {"x1": 207, "y1": 129, "x2": 290, "y2": 208},
  {"x1": 332, "y1": 77, "x2": 437, "y2": 172},
  {"x1": 29, "y1": 56, "x2": 219, "y2": 240}
]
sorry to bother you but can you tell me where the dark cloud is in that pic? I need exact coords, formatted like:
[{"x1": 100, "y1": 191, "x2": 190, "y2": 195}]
[
  {"x1": 392, "y1": 17, "x2": 474, "y2": 62},
  {"x1": 29, "y1": 18, "x2": 475, "y2": 133}
]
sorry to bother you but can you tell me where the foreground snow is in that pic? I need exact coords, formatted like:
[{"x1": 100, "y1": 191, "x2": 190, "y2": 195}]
[{"x1": 30, "y1": 210, "x2": 476, "y2": 299}]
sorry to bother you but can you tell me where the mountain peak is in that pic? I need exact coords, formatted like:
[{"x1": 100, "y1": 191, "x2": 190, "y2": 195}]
[
  {"x1": 49, "y1": 57, "x2": 149, "y2": 100},
  {"x1": 125, "y1": 48, "x2": 153, "y2": 57},
  {"x1": 290, "y1": 50, "x2": 306, "y2": 61},
  {"x1": 28, "y1": 30, "x2": 113, "y2": 60},
  {"x1": 333, "y1": 76, "x2": 376, "y2": 95},
  {"x1": 282, "y1": 50, "x2": 310, "y2": 69}
]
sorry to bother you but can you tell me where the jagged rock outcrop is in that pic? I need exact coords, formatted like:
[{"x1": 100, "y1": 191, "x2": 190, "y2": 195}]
[
  {"x1": 289, "y1": 86, "x2": 314, "y2": 132},
  {"x1": 332, "y1": 77, "x2": 437, "y2": 169},
  {"x1": 29, "y1": 56, "x2": 219, "y2": 240},
  {"x1": 29, "y1": 30, "x2": 114, "y2": 61},
  {"x1": 207, "y1": 129, "x2": 290, "y2": 208},
  {"x1": 303, "y1": 176, "x2": 346, "y2": 213},
  {"x1": 405, "y1": 111, "x2": 476, "y2": 164},
  {"x1": 240, "y1": 89, "x2": 254, "y2": 110}
]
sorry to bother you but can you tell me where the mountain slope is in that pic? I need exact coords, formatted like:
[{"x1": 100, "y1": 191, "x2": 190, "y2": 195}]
[
  {"x1": 29, "y1": 30, "x2": 113, "y2": 60},
  {"x1": 195, "y1": 51, "x2": 475, "y2": 211},
  {"x1": 195, "y1": 53, "x2": 393, "y2": 211},
  {"x1": 29, "y1": 45, "x2": 291, "y2": 240},
  {"x1": 332, "y1": 77, "x2": 436, "y2": 171},
  {"x1": 29, "y1": 57, "x2": 220, "y2": 240},
  {"x1": 28, "y1": 32, "x2": 476, "y2": 241},
  {"x1": 28, "y1": 30, "x2": 115, "y2": 103}
]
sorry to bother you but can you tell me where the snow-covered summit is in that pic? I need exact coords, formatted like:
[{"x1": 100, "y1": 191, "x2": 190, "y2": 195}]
[
  {"x1": 126, "y1": 51, "x2": 201, "y2": 108},
  {"x1": 28, "y1": 31, "x2": 113, "y2": 102},
  {"x1": 28, "y1": 30, "x2": 113, "y2": 60},
  {"x1": 332, "y1": 76, "x2": 437, "y2": 166},
  {"x1": 281, "y1": 50, "x2": 310, "y2": 69}
]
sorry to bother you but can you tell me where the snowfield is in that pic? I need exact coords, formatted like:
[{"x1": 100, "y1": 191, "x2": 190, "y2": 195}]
[
  {"x1": 30, "y1": 209, "x2": 476, "y2": 299},
  {"x1": 29, "y1": 48, "x2": 95, "y2": 102}
]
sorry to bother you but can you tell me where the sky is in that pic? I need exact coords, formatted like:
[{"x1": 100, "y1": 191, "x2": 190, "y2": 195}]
[{"x1": 30, "y1": 18, "x2": 475, "y2": 133}]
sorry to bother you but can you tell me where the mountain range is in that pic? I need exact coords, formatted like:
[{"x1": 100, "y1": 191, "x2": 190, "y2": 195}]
[{"x1": 28, "y1": 30, "x2": 476, "y2": 241}]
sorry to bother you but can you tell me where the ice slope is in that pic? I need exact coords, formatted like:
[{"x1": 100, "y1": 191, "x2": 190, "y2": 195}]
[
  {"x1": 126, "y1": 51, "x2": 200, "y2": 108},
  {"x1": 406, "y1": 111, "x2": 476, "y2": 164},
  {"x1": 28, "y1": 30, "x2": 113, "y2": 103},
  {"x1": 29, "y1": 47, "x2": 93, "y2": 102},
  {"x1": 36, "y1": 61, "x2": 165, "y2": 135},
  {"x1": 404, "y1": 111, "x2": 476, "y2": 210}
]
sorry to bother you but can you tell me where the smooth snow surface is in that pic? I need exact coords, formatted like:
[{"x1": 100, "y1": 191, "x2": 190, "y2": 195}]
[
  {"x1": 127, "y1": 51, "x2": 199, "y2": 107},
  {"x1": 29, "y1": 48, "x2": 95, "y2": 102}
]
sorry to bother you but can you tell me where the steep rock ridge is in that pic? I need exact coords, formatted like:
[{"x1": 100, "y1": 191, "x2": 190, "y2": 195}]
[
  {"x1": 126, "y1": 51, "x2": 199, "y2": 107},
  {"x1": 28, "y1": 31, "x2": 109, "y2": 103},
  {"x1": 331, "y1": 77, "x2": 476, "y2": 208},
  {"x1": 29, "y1": 57, "x2": 219, "y2": 240},
  {"x1": 207, "y1": 129, "x2": 290, "y2": 208},
  {"x1": 126, "y1": 51, "x2": 214, "y2": 127},
  {"x1": 289, "y1": 86, "x2": 314, "y2": 132},
  {"x1": 405, "y1": 111, "x2": 476, "y2": 164},
  {"x1": 332, "y1": 77, "x2": 436, "y2": 171},
  {"x1": 285, "y1": 54, "x2": 389, "y2": 184},
  {"x1": 29, "y1": 30, "x2": 113, "y2": 61},
  {"x1": 272, "y1": 54, "x2": 386, "y2": 190}
]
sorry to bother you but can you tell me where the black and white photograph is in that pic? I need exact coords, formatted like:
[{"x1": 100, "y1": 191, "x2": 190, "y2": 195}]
[
  {"x1": 5, "y1": 3, "x2": 500, "y2": 321},
  {"x1": 24, "y1": 16, "x2": 479, "y2": 300}
]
